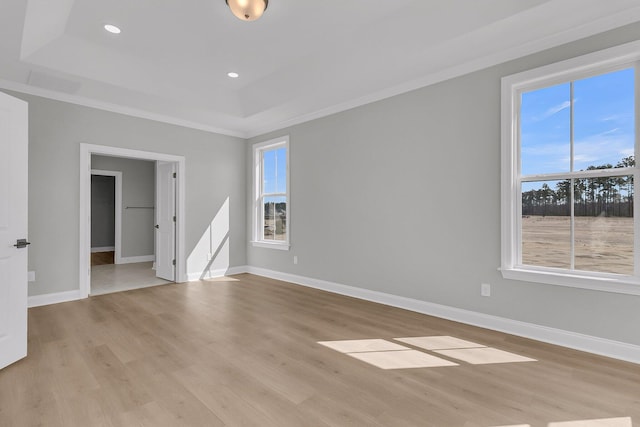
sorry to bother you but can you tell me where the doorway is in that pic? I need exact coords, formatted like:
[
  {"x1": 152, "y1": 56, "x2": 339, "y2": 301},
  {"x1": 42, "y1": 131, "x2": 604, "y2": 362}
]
[
  {"x1": 90, "y1": 156, "x2": 169, "y2": 295},
  {"x1": 79, "y1": 144, "x2": 186, "y2": 299}
]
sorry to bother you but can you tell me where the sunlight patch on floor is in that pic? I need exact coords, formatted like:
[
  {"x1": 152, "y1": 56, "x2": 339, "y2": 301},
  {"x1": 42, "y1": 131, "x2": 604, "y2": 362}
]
[
  {"x1": 435, "y1": 347, "x2": 536, "y2": 365},
  {"x1": 548, "y1": 417, "x2": 632, "y2": 427},
  {"x1": 347, "y1": 350, "x2": 458, "y2": 369},
  {"x1": 395, "y1": 335, "x2": 485, "y2": 350},
  {"x1": 491, "y1": 417, "x2": 632, "y2": 427},
  {"x1": 201, "y1": 276, "x2": 241, "y2": 282},
  {"x1": 317, "y1": 339, "x2": 408, "y2": 353},
  {"x1": 396, "y1": 336, "x2": 537, "y2": 365},
  {"x1": 318, "y1": 335, "x2": 537, "y2": 370}
]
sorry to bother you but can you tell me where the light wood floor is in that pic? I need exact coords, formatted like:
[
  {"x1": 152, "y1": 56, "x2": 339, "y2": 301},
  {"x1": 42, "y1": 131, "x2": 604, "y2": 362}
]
[{"x1": 1, "y1": 274, "x2": 639, "y2": 426}]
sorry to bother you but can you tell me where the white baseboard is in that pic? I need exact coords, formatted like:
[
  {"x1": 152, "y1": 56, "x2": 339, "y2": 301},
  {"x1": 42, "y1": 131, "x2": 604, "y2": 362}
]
[
  {"x1": 91, "y1": 246, "x2": 114, "y2": 253},
  {"x1": 28, "y1": 290, "x2": 82, "y2": 308},
  {"x1": 116, "y1": 255, "x2": 155, "y2": 264},
  {"x1": 246, "y1": 266, "x2": 640, "y2": 365},
  {"x1": 187, "y1": 265, "x2": 248, "y2": 281}
]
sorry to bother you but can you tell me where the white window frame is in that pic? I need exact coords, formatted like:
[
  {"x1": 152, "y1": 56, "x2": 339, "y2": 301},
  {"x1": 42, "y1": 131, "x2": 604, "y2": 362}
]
[
  {"x1": 252, "y1": 136, "x2": 290, "y2": 250},
  {"x1": 501, "y1": 40, "x2": 640, "y2": 296}
]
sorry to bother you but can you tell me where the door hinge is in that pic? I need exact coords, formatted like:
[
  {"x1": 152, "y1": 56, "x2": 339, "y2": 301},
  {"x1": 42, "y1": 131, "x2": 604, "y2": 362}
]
[
  {"x1": 173, "y1": 172, "x2": 176, "y2": 178},
  {"x1": 173, "y1": 215, "x2": 176, "y2": 222},
  {"x1": 13, "y1": 239, "x2": 31, "y2": 249},
  {"x1": 172, "y1": 259, "x2": 176, "y2": 266}
]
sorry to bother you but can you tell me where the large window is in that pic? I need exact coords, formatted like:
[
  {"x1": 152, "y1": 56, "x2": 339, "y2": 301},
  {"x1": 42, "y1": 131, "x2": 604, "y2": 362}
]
[
  {"x1": 501, "y1": 42, "x2": 640, "y2": 295},
  {"x1": 252, "y1": 136, "x2": 289, "y2": 250}
]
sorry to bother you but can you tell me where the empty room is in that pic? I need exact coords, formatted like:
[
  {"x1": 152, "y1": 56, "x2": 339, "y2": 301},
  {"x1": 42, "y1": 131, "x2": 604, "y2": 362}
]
[{"x1": 1, "y1": 1, "x2": 640, "y2": 426}]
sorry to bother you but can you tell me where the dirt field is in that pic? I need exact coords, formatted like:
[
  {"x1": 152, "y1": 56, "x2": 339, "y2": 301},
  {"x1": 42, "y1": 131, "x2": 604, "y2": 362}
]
[
  {"x1": 263, "y1": 217, "x2": 286, "y2": 241},
  {"x1": 522, "y1": 216, "x2": 633, "y2": 275}
]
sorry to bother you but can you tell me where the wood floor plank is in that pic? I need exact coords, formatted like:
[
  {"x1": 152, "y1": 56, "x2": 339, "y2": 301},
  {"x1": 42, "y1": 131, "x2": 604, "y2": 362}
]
[
  {"x1": 1, "y1": 273, "x2": 639, "y2": 426},
  {"x1": 172, "y1": 364, "x2": 282, "y2": 427}
]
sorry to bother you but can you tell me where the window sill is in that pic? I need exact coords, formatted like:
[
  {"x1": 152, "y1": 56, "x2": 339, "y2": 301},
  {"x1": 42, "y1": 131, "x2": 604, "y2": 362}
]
[
  {"x1": 500, "y1": 267, "x2": 640, "y2": 296},
  {"x1": 251, "y1": 241, "x2": 290, "y2": 251}
]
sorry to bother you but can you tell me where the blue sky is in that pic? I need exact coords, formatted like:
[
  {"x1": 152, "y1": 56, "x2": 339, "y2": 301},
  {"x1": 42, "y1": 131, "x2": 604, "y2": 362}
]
[
  {"x1": 520, "y1": 67, "x2": 635, "y2": 179},
  {"x1": 263, "y1": 147, "x2": 287, "y2": 203}
]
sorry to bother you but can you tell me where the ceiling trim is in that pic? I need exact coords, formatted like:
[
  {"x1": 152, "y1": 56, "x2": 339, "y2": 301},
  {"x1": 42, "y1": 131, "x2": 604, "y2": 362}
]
[{"x1": 0, "y1": 78, "x2": 247, "y2": 138}]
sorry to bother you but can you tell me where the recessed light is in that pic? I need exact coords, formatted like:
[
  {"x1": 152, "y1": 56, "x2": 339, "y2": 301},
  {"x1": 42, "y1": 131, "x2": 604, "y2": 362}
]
[
  {"x1": 227, "y1": 72, "x2": 239, "y2": 78},
  {"x1": 104, "y1": 24, "x2": 121, "y2": 34}
]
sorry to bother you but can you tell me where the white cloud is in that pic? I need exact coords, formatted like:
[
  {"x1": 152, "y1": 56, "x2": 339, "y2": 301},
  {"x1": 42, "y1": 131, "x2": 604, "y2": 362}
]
[
  {"x1": 572, "y1": 153, "x2": 599, "y2": 164},
  {"x1": 599, "y1": 127, "x2": 620, "y2": 136},
  {"x1": 521, "y1": 130, "x2": 634, "y2": 174},
  {"x1": 573, "y1": 132, "x2": 634, "y2": 169},
  {"x1": 542, "y1": 100, "x2": 571, "y2": 119},
  {"x1": 600, "y1": 113, "x2": 633, "y2": 124}
]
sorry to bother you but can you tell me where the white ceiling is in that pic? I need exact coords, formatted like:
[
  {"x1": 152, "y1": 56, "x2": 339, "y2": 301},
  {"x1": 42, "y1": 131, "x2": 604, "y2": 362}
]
[{"x1": 2, "y1": 0, "x2": 640, "y2": 138}]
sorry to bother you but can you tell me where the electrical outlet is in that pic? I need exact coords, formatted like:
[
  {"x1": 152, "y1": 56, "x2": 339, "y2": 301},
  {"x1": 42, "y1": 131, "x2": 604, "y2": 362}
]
[
  {"x1": 481, "y1": 283, "x2": 491, "y2": 297},
  {"x1": 28, "y1": 271, "x2": 36, "y2": 282},
  {"x1": 293, "y1": 255, "x2": 298, "y2": 265},
  {"x1": 207, "y1": 253, "x2": 213, "y2": 261}
]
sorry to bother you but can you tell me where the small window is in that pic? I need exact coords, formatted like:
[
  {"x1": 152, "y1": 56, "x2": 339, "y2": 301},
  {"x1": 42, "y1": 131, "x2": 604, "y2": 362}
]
[
  {"x1": 501, "y1": 42, "x2": 640, "y2": 295},
  {"x1": 252, "y1": 136, "x2": 290, "y2": 250}
]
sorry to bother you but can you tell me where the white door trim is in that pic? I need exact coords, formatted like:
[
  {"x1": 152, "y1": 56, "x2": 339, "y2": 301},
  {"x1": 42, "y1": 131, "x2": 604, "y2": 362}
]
[
  {"x1": 80, "y1": 143, "x2": 186, "y2": 299},
  {"x1": 90, "y1": 169, "x2": 122, "y2": 265}
]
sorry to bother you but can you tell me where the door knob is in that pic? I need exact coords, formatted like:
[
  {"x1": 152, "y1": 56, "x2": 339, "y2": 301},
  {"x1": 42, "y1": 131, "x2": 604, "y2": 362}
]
[
  {"x1": 13, "y1": 239, "x2": 31, "y2": 249},
  {"x1": 155, "y1": 224, "x2": 160, "y2": 229}
]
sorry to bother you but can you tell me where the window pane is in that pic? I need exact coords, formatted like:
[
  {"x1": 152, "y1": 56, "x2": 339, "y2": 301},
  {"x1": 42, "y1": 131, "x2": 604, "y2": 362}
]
[
  {"x1": 275, "y1": 147, "x2": 287, "y2": 194},
  {"x1": 263, "y1": 150, "x2": 277, "y2": 194},
  {"x1": 521, "y1": 83, "x2": 571, "y2": 175},
  {"x1": 263, "y1": 147, "x2": 287, "y2": 195},
  {"x1": 263, "y1": 196, "x2": 286, "y2": 241},
  {"x1": 574, "y1": 68, "x2": 635, "y2": 171},
  {"x1": 574, "y1": 175, "x2": 634, "y2": 275},
  {"x1": 521, "y1": 180, "x2": 570, "y2": 268}
]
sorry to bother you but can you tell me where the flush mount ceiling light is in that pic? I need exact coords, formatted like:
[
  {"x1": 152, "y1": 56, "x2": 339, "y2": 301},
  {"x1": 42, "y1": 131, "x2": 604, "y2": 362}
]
[
  {"x1": 227, "y1": 72, "x2": 240, "y2": 78},
  {"x1": 225, "y1": 0, "x2": 268, "y2": 21},
  {"x1": 103, "y1": 24, "x2": 121, "y2": 34}
]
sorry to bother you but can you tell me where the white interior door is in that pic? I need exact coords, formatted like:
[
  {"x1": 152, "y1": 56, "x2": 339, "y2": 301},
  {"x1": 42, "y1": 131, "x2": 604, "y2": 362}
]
[
  {"x1": 0, "y1": 92, "x2": 28, "y2": 370},
  {"x1": 155, "y1": 161, "x2": 176, "y2": 281}
]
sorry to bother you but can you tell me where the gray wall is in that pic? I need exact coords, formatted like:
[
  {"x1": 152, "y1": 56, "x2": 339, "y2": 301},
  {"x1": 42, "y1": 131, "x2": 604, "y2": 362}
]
[
  {"x1": 8, "y1": 92, "x2": 247, "y2": 297},
  {"x1": 92, "y1": 155, "x2": 155, "y2": 258},
  {"x1": 90, "y1": 175, "x2": 115, "y2": 249},
  {"x1": 247, "y1": 22, "x2": 640, "y2": 346}
]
